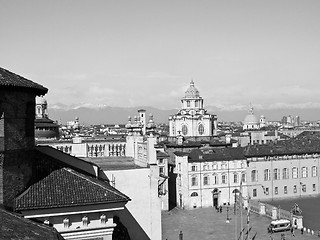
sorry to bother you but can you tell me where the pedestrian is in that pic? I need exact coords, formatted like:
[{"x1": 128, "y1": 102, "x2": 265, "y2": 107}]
[
  {"x1": 301, "y1": 228, "x2": 304, "y2": 235},
  {"x1": 291, "y1": 227, "x2": 295, "y2": 237},
  {"x1": 219, "y1": 205, "x2": 222, "y2": 213}
]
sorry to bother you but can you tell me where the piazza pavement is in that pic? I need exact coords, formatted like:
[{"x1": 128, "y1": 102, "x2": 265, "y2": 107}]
[{"x1": 162, "y1": 206, "x2": 320, "y2": 240}]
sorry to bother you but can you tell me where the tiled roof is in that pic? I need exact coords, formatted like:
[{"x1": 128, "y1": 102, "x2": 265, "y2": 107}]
[
  {"x1": 15, "y1": 168, "x2": 130, "y2": 211},
  {"x1": 1, "y1": 208, "x2": 64, "y2": 240},
  {"x1": 0, "y1": 67, "x2": 48, "y2": 95},
  {"x1": 157, "y1": 151, "x2": 169, "y2": 158},
  {"x1": 244, "y1": 138, "x2": 320, "y2": 157},
  {"x1": 188, "y1": 147, "x2": 246, "y2": 162}
]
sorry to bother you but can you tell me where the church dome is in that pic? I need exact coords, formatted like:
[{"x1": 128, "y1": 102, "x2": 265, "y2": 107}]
[
  {"x1": 185, "y1": 80, "x2": 200, "y2": 98},
  {"x1": 243, "y1": 106, "x2": 259, "y2": 129},
  {"x1": 244, "y1": 114, "x2": 259, "y2": 125}
]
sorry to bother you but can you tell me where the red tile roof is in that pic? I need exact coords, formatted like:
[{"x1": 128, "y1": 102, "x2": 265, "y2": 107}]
[
  {"x1": 15, "y1": 167, "x2": 130, "y2": 211},
  {"x1": 0, "y1": 67, "x2": 48, "y2": 95}
]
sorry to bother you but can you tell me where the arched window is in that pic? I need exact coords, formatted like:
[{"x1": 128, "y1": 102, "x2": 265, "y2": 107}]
[
  {"x1": 264, "y1": 169, "x2": 270, "y2": 181},
  {"x1": 198, "y1": 124, "x2": 204, "y2": 135},
  {"x1": 191, "y1": 192, "x2": 198, "y2": 197}
]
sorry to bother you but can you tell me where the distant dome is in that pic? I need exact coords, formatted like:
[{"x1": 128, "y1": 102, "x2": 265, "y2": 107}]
[
  {"x1": 185, "y1": 80, "x2": 200, "y2": 98},
  {"x1": 243, "y1": 105, "x2": 260, "y2": 130},
  {"x1": 244, "y1": 114, "x2": 259, "y2": 125},
  {"x1": 36, "y1": 96, "x2": 47, "y2": 105}
]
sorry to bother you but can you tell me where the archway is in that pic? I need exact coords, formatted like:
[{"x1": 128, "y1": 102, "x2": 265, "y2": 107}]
[{"x1": 212, "y1": 188, "x2": 220, "y2": 208}]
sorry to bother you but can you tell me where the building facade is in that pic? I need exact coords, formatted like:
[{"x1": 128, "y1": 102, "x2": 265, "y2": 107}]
[
  {"x1": 245, "y1": 138, "x2": 320, "y2": 201},
  {"x1": 168, "y1": 81, "x2": 217, "y2": 141},
  {"x1": 174, "y1": 148, "x2": 248, "y2": 210}
]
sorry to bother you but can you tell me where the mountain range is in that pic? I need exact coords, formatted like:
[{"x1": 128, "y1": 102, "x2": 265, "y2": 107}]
[{"x1": 48, "y1": 104, "x2": 320, "y2": 125}]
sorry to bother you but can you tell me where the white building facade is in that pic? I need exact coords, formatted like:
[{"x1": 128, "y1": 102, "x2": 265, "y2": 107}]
[{"x1": 174, "y1": 148, "x2": 248, "y2": 210}]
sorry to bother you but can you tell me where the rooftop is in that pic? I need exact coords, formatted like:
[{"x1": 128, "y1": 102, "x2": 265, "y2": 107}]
[
  {"x1": 1, "y1": 208, "x2": 64, "y2": 240},
  {"x1": 83, "y1": 157, "x2": 146, "y2": 170},
  {"x1": 0, "y1": 67, "x2": 48, "y2": 95},
  {"x1": 15, "y1": 167, "x2": 130, "y2": 211}
]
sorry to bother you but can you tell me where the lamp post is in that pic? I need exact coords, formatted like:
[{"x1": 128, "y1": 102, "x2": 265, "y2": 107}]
[{"x1": 226, "y1": 205, "x2": 231, "y2": 223}]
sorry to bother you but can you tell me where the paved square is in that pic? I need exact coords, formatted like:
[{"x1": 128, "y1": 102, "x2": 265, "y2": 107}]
[{"x1": 162, "y1": 206, "x2": 319, "y2": 240}]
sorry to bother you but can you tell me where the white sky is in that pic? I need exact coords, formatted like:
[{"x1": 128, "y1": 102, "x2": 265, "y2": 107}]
[{"x1": 1, "y1": 0, "x2": 320, "y2": 111}]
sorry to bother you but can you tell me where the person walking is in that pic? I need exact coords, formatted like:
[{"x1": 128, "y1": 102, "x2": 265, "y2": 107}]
[{"x1": 291, "y1": 227, "x2": 295, "y2": 237}]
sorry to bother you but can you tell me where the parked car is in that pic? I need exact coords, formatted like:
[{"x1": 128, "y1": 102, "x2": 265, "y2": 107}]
[{"x1": 267, "y1": 219, "x2": 291, "y2": 233}]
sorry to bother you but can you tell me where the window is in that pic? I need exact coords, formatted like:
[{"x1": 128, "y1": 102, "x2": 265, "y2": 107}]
[
  {"x1": 187, "y1": 100, "x2": 190, "y2": 107},
  {"x1": 82, "y1": 216, "x2": 88, "y2": 226},
  {"x1": 198, "y1": 124, "x2": 204, "y2": 135},
  {"x1": 275, "y1": 187, "x2": 278, "y2": 195},
  {"x1": 273, "y1": 168, "x2": 280, "y2": 180},
  {"x1": 293, "y1": 185, "x2": 297, "y2": 193},
  {"x1": 222, "y1": 174, "x2": 227, "y2": 184},
  {"x1": 191, "y1": 176, "x2": 198, "y2": 186},
  {"x1": 182, "y1": 125, "x2": 188, "y2": 135},
  {"x1": 191, "y1": 165, "x2": 197, "y2": 171},
  {"x1": 178, "y1": 163, "x2": 181, "y2": 171},
  {"x1": 178, "y1": 174, "x2": 181, "y2": 186},
  {"x1": 100, "y1": 214, "x2": 106, "y2": 224},
  {"x1": 195, "y1": 101, "x2": 199, "y2": 107},
  {"x1": 159, "y1": 159, "x2": 164, "y2": 164},
  {"x1": 203, "y1": 176, "x2": 209, "y2": 185},
  {"x1": 233, "y1": 173, "x2": 238, "y2": 183},
  {"x1": 265, "y1": 187, "x2": 269, "y2": 195},
  {"x1": 313, "y1": 184, "x2": 316, "y2": 191},
  {"x1": 253, "y1": 189, "x2": 257, "y2": 197},
  {"x1": 292, "y1": 167, "x2": 298, "y2": 179},
  {"x1": 213, "y1": 163, "x2": 217, "y2": 170},
  {"x1": 213, "y1": 174, "x2": 218, "y2": 184},
  {"x1": 284, "y1": 186, "x2": 287, "y2": 194},
  {"x1": 282, "y1": 168, "x2": 289, "y2": 179},
  {"x1": 302, "y1": 184, "x2": 306, "y2": 192},
  {"x1": 264, "y1": 169, "x2": 270, "y2": 181},
  {"x1": 251, "y1": 170, "x2": 258, "y2": 182},
  {"x1": 63, "y1": 218, "x2": 69, "y2": 228},
  {"x1": 312, "y1": 166, "x2": 317, "y2": 177},
  {"x1": 159, "y1": 167, "x2": 164, "y2": 175},
  {"x1": 242, "y1": 173, "x2": 246, "y2": 183},
  {"x1": 301, "y1": 167, "x2": 308, "y2": 178},
  {"x1": 221, "y1": 163, "x2": 226, "y2": 170},
  {"x1": 203, "y1": 164, "x2": 208, "y2": 171},
  {"x1": 191, "y1": 192, "x2": 198, "y2": 197}
]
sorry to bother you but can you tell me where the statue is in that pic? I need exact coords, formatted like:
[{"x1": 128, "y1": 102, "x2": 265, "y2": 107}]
[{"x1": 291, "y1": 203, "x2": 302, "y2": 216}]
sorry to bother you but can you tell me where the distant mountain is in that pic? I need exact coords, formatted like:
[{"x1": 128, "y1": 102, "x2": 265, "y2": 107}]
[
  {"x1": 48, "y1": 104, "x2": 320, "y2": 125},
  {"x1": 48, "y1": 106, "x2": 178, "y2": 125}
]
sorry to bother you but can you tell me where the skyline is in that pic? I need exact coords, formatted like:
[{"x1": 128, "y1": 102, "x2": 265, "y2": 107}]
[{"x1": 1, "y1": 1, "x2": 320, "y2": 114}]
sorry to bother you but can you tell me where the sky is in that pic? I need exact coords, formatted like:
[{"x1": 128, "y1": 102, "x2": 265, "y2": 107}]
[{"x1": 1, "y1": 0, "x2": 320, "y2": 113}]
